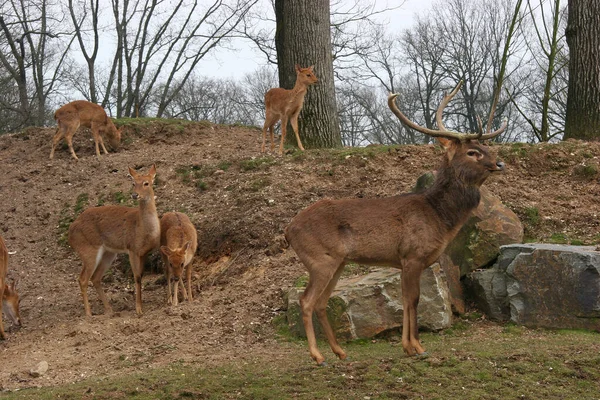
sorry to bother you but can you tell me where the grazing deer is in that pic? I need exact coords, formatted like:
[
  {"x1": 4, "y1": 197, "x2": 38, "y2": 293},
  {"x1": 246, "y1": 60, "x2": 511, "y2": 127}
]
[
  {"x1": 50, "y1": 100, "x2": 122, "y2": 160},
  {"x1": 285, "y1": 81, "x2": 507, "y2": 365},
  {"x1": 1, "y1": 236, "x2": 21, "y2": 340},
  {"x1": 68, "y1": 165, "x2": 160, "y2": 316},
  {"x1": 262, "y1": 64, "x2": 318, "y2": 155},
  {"x1": 160, "y1": 212, "x2": 198, "y2": 306}
]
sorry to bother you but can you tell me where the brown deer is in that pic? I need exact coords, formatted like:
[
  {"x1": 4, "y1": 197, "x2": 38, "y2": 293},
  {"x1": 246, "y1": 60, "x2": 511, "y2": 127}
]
[
  {"x1": 262, "y1": 64, "x2": 318, "y2": 155},
  {"x1": 1, "y1": 235, "x2": 21, "y2": 340},
  {"x1": 50, "y1": 100, "x2": 122, "y2": 161},
  {"x1": 160, "y1": 212, "x2": 198, "y2": 306},
  {"x1": 285, "y1": 81, "x2": 507, "y2": 365},
  {"x1": 68, "y1": 165, "x2": 160, "y2": 317}
]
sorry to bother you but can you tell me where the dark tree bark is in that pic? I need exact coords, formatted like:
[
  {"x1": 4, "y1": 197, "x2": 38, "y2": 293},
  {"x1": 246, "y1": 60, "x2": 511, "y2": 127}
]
[
  {"x1": 274, "y1": 0, "x2": 342, "y2": 150},
  {"x1": 564, "y1": 0, "x2": 600, "y2": 140}
]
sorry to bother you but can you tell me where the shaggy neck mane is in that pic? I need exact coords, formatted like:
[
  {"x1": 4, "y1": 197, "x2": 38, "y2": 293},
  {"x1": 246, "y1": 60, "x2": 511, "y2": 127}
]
[{"x1": 424, "y1": 157, "x2": 481, "y2": 229}]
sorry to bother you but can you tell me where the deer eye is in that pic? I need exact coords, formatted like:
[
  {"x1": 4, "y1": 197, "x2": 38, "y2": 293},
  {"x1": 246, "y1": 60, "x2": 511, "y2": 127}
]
[
  {"x1": 467, "y1": 150, "x2": 480, "y2": 157},
  {"x1": 143, "y1": 181, "x2": 149, "y2": 186}
]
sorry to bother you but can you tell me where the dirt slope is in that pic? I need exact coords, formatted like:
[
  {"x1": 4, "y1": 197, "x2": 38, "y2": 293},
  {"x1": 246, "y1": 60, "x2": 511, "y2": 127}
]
[{"x1": 0, "y1": 121, "x2": 598, "y2": 390}]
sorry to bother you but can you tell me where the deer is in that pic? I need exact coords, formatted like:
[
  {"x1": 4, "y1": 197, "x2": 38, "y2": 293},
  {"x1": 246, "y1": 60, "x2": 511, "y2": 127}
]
[
  {"x1": 1, "y1": 235, "x2": 21, "y2": 340},
  {"x1": 285, "y1": 81, "x2": 507, "y2": 365},
  {"x1": 261, "y1": 64, "x2": 318, "y2": 155},
  {"x1": 160, "y1": 212, "x2": 198, "y2": 306},
  {"x1": 68, "y1": 165, "x2": 160, "y2": 317},
  {"x1": 50, "y1": 100, "x2": 122, "y2": 161}
]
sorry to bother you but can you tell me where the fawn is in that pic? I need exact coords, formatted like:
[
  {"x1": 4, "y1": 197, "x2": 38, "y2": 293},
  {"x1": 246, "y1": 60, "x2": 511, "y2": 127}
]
[
  {"x1": 262, "y1": 65, "x2": 318, "y2": 155},
  {"x1": 285, "y1": 81, "x2": 507, "y2": 365},
  {"x1": 160, "y1": 212, "x2": 198, "y2": 306},
  {"x1": 68, "y1": 165, "x2": 160, "y2": 316},
  {"x1": 50, "y1": 100, "x2": 122, "y2": 160},
  {"x1": 1, "y1": 235, "x2": 21, "y2": 339}
]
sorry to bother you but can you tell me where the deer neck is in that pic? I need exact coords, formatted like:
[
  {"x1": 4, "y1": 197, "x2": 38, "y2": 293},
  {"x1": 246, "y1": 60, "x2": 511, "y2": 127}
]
[
  {"x1": 424, "y1": 164, "x2": 481, "y2": 230},
  {"x1": 290, "y1": 80, "x2": 309, "y2": 100},
  {"x1": 137, "y1": 195, "x2": 159, "y2": 233}
]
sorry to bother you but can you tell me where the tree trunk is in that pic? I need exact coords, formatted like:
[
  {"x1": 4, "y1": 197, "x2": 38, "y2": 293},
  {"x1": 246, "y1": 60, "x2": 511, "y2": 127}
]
[
  {"x1": 274, "y1": 0, "x2": 342, "y2": 150},
  {"x1": 564, "y1": 0, "x2": 600, "y2": 140}
]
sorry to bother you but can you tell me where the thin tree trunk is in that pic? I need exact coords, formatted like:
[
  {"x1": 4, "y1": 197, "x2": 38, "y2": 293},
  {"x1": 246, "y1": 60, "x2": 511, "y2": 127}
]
[
  {"x1": 564, "y1": 0, "x2": 600, "y2": 140},
  {"x1": 275, "y1": 0, "x2": 342, "y2": 149}
]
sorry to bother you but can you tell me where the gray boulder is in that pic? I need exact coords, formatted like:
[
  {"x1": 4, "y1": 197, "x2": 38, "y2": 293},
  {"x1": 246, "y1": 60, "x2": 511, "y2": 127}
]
[
  {"x1": 287, "y1": 264, "x2": 453, "y2": 340},
  {"x1": 467, "y1": 243, "x2": 600, "y2": 330}
]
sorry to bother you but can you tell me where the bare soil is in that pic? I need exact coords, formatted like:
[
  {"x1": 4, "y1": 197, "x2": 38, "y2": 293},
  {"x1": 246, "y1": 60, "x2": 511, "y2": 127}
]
[{"x1": 0, "y1": 121, "x2": 599, "y2": 390}]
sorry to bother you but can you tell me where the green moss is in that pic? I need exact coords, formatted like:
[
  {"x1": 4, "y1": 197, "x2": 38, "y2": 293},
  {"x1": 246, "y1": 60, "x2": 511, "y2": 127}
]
[
  {"x1": 239, "y1": 157, "x2": 276, "y2": 171},
  {"x1": 573, "y1": 164, "x2": 598, "y2": 179}
]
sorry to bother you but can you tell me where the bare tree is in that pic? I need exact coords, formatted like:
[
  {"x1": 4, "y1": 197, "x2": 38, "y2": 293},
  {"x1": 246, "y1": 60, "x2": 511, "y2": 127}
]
[
  {"x1": 0, "y1": 0, "x2": 73, "y2": 129},
  {"x1": 564, "y1": 0, "x2": 600, "y2": 140},
  {"x1": 274, "y1": 0, "x2": 341, "y2": 150}
]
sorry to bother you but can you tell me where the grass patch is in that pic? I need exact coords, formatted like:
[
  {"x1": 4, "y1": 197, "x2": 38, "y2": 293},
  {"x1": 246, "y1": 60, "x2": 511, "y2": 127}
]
[
  {"x1": 239, "y1": 157, "x2": 276, "y2": 172},
  {"x1": 249, "y1": 177, "x2": 271, "y2": 192},
  {"x1": 176, "y1": 164, "x2": 216, "y2": 191},
  {"x1": 4, "y1": 324, "x2": 599, "y2": 400},
  {"x1": 573, "y1": 164, "x2": 598, "y2": 179},
  {"x1": 548, "y1": 232, "x2": 568, "y2": 244},
  {"x1": 57, "y1": 193, "x2": 89, "y2": 246}
]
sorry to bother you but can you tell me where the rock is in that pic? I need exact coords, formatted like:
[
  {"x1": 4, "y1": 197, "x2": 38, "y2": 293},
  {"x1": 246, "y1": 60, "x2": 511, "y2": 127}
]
[
  {"x1": 468, "y1": 244, "x2": 600, "y2": 331},
  {"x1": 29, "y1": 361, "x2": 49, "y2": 378},
  {"x1": 287, "y1": 265, "x2": 453, "y2": 340},
  {"x1": 415, "y1": 172, "x2": 524, "y2": 277}
]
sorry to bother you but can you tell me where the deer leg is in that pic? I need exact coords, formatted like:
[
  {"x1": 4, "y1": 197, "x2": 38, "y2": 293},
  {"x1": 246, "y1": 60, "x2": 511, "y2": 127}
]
[
  {"x1": 77, "y1": 247, "x2": 100, "y2": 317},
  {"x1": 90, "y1": 124, "x2": 103, "y2": 158},
  {"x1": 300, "y1": 263, "x2": 339, "y2": 365},
  {"x1": 65, "y1": 126, "x2": 80, "y2": 161},
  {"x1": 129, "y1": 252, "x2": 145, "y2": 315},
  {"x1": 314, "y1": 263, "x2": 347, "y2": 360},
  {"x1": 162, "y1": 255, "x2": 173, "y2": 305},
  {"x1": 269, "y1": 123, "x2": 277, "y2": 152},
  {"x1": 401, "y1": 265, "x2": 426, "y2": 356},
  {"x1": 290, "y1": 113, "x2": 305, "y2": 151},
  {"x1": 0, "y1": 284, "x2": 5, "y2": 339},
  {"x1": 262, "y1": 113, "x2": 278, "y2": 153},
  {"x1": 90, "y1": 250, "x2": 117, "y2": 315},
  {"x1": 49, "y1": 126, "x2": 64, "y2": 159},
  {"x1": 173, "y1": 279, "x2": 179, "y2": 306},
  {"x1": 183, "y1": 263, "x2": 192, "y2": 301},
  {"x1": 279, "y1": 116, "x2": 289, "y2": 156}
]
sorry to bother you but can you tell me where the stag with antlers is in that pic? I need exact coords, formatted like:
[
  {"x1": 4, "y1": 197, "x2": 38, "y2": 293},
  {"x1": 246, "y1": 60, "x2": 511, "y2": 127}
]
[{"x1": 285, "y1": 81, "x2": 507, "y2": 365}]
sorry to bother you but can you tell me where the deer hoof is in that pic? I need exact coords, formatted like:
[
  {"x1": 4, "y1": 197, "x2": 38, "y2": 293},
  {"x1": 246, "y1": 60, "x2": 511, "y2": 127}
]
[{"x1": 415, "y1": 352, "x2": 429, "y2": 358}]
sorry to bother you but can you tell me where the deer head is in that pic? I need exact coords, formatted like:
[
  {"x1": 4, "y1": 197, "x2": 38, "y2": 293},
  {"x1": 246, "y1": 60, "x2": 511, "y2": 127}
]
[
  {"x1": 295, "y1": 64, "x2": 318, "y2": 86},
  {"x1": 388, "y1": 80, "x2": 506, "y2": 187},
  {"x1": 160, "y1": 241, "x2": 191, "y2": 281},
  {"x1": 3, "y1": 280, "x2": 21, "y2": 327},
  {"x1": 128, "y1": 164, "x2": 157, "y2": 202}
]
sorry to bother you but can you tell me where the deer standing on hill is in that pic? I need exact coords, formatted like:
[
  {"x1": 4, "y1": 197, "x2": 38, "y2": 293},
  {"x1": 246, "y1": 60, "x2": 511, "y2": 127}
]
[
  {"x1": 68, "y1": 165, "x2": 160, "y2": 317},
  {"x1": 285, "y1": 81, "x2": 507, "y2": 365},
  {"x1": 262, "y1": 64, "x2": 318, "y2": 155},
  {"x1": 50, "y1": 100, "x2": 122, "y2": 161},
  {"x1": 1, "y1": 235, "x2": 21, "y2": 339},
  {"x1": 160, "y1": 212, "x2": 198, "y2": 306}
]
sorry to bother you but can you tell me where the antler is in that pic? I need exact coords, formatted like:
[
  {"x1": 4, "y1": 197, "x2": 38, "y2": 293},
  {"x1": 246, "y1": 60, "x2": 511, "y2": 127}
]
[{"x1": 388, "y1": 80, "x2": 507, "y2": 141}]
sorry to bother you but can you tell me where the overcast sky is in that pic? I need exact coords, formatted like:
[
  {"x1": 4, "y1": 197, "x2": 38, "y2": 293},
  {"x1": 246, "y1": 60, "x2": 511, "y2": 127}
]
[{"x1": 203, "y1": 0, "x2": 436, "y2": 79}]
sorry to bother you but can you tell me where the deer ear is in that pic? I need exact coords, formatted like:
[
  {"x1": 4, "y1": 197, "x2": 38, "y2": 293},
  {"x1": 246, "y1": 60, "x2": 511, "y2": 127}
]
[
  {"x1": 160, "y1": 246, "x2": 171, "y2": 256},
  {"x1": 308, "y1": 65, "x2": 314, "y2": 71},
  {"x1": 183, "y1": 241, "x2": 191, "y2": 252},
  {"x1": 148, "y1": 164, "x2": 157, "y2": 182},
  {"x1": 295, "y1": 64, "x2": 301, "y2": 72},
  {"x1": 128, "y1": 166, "x2": 137, "y2": 179},
  {"x1": 437, "y1": 138, "x2": 458, "y2": 160}
]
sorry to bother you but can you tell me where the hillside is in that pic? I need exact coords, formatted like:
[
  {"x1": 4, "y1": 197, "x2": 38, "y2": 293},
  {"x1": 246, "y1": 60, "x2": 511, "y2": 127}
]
[{"x1": 0, "y1": 119, "x2": 599, "y2": 390}]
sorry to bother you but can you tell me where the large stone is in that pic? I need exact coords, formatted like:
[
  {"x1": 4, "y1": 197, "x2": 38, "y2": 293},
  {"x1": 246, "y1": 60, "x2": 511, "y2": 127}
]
[
  {"x1": 415, "y1": 172, "x2": 524, "y2": 277},
  {"x1": 468, "y1": 244, "x2": 600, "y2": 330},
  {"x1": 287, "y1": 265, "x2": 453, "y2": 340}
]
